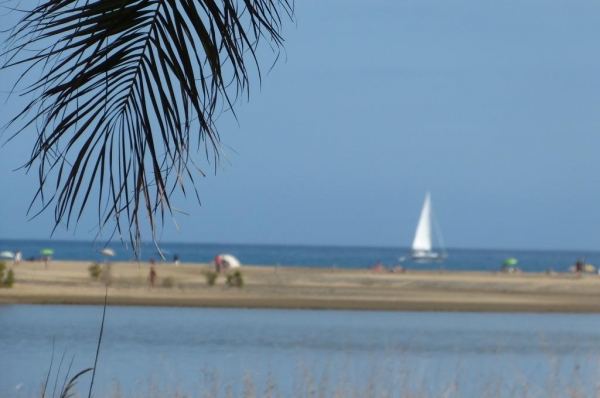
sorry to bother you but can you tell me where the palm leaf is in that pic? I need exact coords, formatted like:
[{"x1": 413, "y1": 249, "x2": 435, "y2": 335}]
[{"x1": 1, "y1": 0, "x2": 293, "y2": 251}]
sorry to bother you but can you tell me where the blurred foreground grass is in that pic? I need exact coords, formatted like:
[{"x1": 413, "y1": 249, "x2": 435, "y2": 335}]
[{"x1": 12, "y1": 359, "x2": 600, "y2": 398}]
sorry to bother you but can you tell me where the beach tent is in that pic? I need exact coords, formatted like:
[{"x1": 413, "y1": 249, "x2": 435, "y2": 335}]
[{"x1": 217, "y1": 254, "x2": 241, "y2": 268}]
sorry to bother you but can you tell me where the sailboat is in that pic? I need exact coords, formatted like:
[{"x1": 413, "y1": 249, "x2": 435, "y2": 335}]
[{"x1": 411, "y1": 192, "x2": 447, "y2": 261}]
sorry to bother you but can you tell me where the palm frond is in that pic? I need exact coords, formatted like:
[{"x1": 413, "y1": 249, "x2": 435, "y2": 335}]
[{"x1": 1, "y1": 0, "x2": 294, "y2": 251}]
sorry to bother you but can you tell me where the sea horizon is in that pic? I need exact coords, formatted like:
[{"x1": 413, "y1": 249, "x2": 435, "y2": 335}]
[
  {"x1": 0, "y1": 237, "x2": 597, "y2": 273},
  {"x1": 1, "y1": 236, "x2": 598, "y2": 254}
]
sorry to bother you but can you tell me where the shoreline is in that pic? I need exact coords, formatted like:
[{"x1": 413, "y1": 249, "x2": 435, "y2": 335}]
[{"x1": 1, "y1": 261, "x2": 600, "y2": 312}]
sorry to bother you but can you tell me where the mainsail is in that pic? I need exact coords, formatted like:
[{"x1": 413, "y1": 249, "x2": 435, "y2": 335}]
[
  {"x1": 410, "y1": 192, "x2": 447, "y2": 261},
  {"x1": 412, "y1": 192, "x2": 432, "y2": 252}
]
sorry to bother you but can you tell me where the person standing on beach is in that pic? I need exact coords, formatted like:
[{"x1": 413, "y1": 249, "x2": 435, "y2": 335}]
[
  {"x1": 173, "y1": 253, "x2": 180, "y2": 266},
  {"x1": 215, "y1": 255, "x2": 222, "y2": 273},
  {"x1": 13, "y1": 250, "x2": 21, "y2": 266},
  {"x1": 575, "y1": 258, "x2": 585, "y2": 275},
  {"x1": 148, "y1": 266, "x2": 157, "y2": 289}
]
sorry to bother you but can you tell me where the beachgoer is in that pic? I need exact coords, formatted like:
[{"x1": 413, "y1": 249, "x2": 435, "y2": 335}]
[
  {"x1": 148, "y1": 266, "x2": 157, "y2": 288},
  {"x1": 575, "y1": 258, "x2": 585, "y2": 275},
  {"x1": 215, "y1": 255, "x2": 222, "y2": 273},
  {"x1": 173, "y1": 254, "x2": 180, "y2": 266},
  {"x1": 44, "y1": 255, "x2": 51, "y2": 270},
  {"x1": 13, "y1": 250, "x2": 21, "y2": 266},
  {"x1": 393, "y1": 265, "x2": 404, "y2": 273},
  {"x1": 370, "y1": 261, "x2": 384, "y2": 273}
]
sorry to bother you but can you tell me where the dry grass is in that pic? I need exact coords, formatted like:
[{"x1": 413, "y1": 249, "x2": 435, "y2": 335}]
[{"x1": 18, "y1": 358, "x2": 599, "y2": 398}]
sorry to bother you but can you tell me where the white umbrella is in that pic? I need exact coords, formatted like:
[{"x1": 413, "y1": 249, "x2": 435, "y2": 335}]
[
  {"x1": 0, "y1": 251, "x2": 14, "y2": 259},
  {"x1": 218, "y1": 254, "x2": 241, "y2": 268},
  {"x1": 101, "y1": 248, "x2": 116, "y2": 257}
]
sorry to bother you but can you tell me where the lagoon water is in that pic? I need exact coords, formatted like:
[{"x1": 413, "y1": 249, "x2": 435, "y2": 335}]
[{"x1": 2, "y1": 305, "x2": 600, "y2": 397}]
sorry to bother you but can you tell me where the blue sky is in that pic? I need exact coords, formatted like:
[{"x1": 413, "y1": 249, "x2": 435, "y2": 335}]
[{"x1": 1, "y1": 0, "x2": 600, "y2": 250}]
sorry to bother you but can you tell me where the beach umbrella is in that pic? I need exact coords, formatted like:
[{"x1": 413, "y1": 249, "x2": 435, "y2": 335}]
[
  {"x1": 40, "y1": 249, "x2": 54, "y2": 256},
  {"x1": 0, "y1": 251, "x2": 14, "y2": 259},
  {"x1": 217, "y1": 254, "x2": 241, "y2": 268},
  {"x1": 503, "y1": 258, "x2": 518, "y2": 267},
  {"x1": 101, "y1": 248, "x2": 115, "y2": 257},
  {"x1": 584, "y1": 264, "x2": 595, "y2": 273}
]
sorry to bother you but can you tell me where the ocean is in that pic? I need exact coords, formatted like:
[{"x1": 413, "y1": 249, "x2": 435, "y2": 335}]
[{"x1": 0, "y1": 238, "x2": 596, "y2": 273}]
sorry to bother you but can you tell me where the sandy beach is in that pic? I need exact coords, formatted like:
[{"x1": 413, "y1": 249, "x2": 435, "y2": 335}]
[{"x1": 1, "y1": 260, "x2": 600, "y2": 312}]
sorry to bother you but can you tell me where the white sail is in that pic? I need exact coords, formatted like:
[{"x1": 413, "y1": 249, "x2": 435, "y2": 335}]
[{"x1": 412, "y1": 193, "x2": 432, "y2": 252}]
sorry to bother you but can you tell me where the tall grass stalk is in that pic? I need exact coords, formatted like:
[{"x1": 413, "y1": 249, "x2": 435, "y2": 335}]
[
  {"x1": 40, "y1": 341, "x2": 93, "y2": 398},
  {"x1": 88, "y1": 287, "x2": 109, "y2": 398}
]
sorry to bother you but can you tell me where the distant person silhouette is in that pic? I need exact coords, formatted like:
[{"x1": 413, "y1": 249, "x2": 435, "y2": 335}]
[
  {"x1": 215, "y1": 255, "x2": 223, "y2": 273},
  {"x1": 148, "y1": 266, "x2": 157, "y2": 288},
  {"x1": 575, "y1": 258, "x2": 585, "y2": 275}
]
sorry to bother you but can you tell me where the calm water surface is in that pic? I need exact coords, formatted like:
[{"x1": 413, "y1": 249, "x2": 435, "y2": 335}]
[{"x1": 2, "y1": 305, "x2": 600, "y2": 396}]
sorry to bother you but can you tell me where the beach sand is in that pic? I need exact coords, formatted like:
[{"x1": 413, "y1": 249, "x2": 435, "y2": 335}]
[{"x1": 1, "y1": 261, "x2": 599, "y2": 312}]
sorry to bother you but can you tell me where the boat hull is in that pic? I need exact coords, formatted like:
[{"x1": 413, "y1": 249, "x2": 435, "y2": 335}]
[{"x1": 411, "y1": 251, "x2": 447, "y2": 261}]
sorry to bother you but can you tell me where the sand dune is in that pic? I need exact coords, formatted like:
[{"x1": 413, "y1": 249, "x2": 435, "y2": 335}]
[{"x1": 1, "y1": 260, "x2": 599, "y2": 312}]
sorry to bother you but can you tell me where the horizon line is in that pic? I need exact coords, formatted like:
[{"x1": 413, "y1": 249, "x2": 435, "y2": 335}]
[{"x1": 0, "y1": 237, "x2": 597, "y2": 254}]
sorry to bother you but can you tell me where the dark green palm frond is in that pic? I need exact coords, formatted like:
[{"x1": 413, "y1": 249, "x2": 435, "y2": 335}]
[{"x1": 1, "y1": 0, "x2": 293, "y2": 250}]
